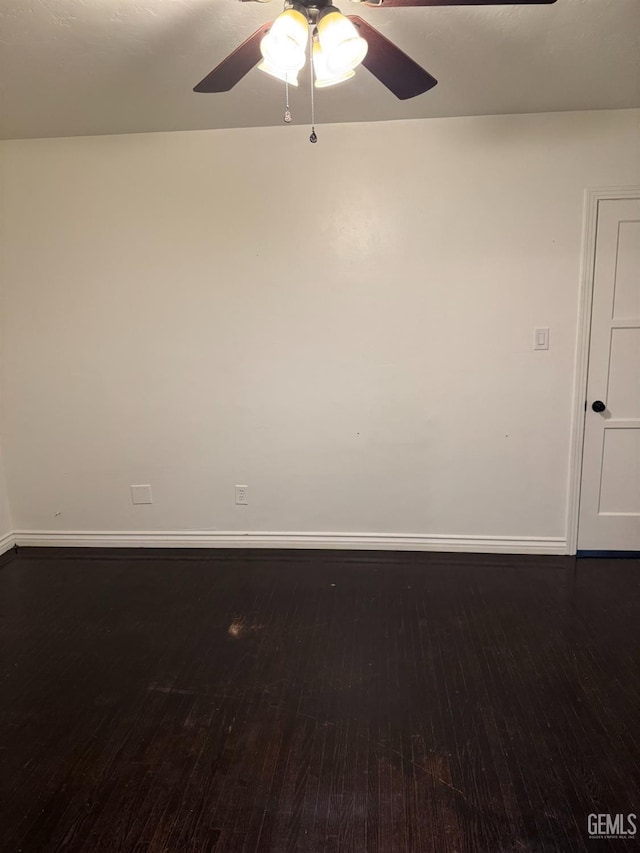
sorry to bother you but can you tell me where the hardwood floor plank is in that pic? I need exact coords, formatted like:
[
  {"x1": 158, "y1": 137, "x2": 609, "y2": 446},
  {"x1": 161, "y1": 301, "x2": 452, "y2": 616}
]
[{"x1": 0, "y1": 549, "x2": 639, "y2": 851}]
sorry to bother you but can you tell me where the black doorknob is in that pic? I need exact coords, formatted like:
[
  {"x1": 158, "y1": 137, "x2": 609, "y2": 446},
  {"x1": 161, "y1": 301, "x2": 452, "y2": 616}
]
[{"x1": 592, "y1": 400, "x2": 606, "y2": 413}]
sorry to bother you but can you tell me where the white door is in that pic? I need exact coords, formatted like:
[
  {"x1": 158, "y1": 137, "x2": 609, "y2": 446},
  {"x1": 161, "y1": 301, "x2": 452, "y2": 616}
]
[{"x1": 578, "y1": 198, "x2": 640, "y2": 551}]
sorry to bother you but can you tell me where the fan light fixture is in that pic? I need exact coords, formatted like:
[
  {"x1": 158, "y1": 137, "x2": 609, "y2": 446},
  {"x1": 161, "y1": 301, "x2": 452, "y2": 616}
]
[
  {"x1": 316, "y1": 6, "x2": 367, "y2": 74},
  {"x1": 258, "y1": 4, "x2": 367, "y2": 88},
  {"x1": 258, "y1": 58, "x2": 300, "y2": 85},
  {"x1": 312, "y1": 39, "x2": 355, "y2": 87},
  {"x1": 259, "y1": 8, "x2": 309, "y2": 73}
]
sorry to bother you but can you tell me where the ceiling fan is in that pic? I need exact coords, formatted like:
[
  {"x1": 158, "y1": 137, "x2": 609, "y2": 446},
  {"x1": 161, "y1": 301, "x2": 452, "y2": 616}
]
[{"x1": 194, "y1": 0, "x2": 557, "y2": 102}]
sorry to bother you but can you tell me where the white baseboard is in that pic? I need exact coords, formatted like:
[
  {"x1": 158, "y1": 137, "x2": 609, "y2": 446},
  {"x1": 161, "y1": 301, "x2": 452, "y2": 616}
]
[
  {"x1": 12, "y1": 530, "x2": 568, "y2": 555},
  {"x1": 0, "y1": 532, "x2": 16, "y2": 556}
]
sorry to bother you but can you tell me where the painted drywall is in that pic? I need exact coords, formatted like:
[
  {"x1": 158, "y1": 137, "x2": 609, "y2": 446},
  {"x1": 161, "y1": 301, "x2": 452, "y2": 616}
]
[
  {"x1": 0, "y1": 110, "x2": 638, "y2": 543},
  {"x1": 0, "y1": 258, "x2": 14, "y2": 544},
  {"x1": 0, "y1": 440, "x2": 12, "y2": 544}
]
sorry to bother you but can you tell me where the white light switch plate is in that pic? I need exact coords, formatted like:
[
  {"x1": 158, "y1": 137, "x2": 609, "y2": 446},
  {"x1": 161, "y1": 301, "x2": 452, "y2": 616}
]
[
  {"x1": 131, "y1": 484, "x2": 153, "y2": 505},
  {"x1": 534, "y1": 327, "x2": 550, "y2": 350}
]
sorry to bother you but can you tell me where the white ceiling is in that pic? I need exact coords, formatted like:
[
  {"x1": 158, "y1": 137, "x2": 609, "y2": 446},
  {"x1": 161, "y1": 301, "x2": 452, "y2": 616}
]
[{"x1": 1, "y1": 0, "x2": 639, "y2": 140}]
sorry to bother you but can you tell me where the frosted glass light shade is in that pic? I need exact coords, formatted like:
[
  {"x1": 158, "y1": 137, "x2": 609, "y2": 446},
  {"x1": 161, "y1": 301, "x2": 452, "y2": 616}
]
[
  {"x1": 258, "y1": 60, "x2": 299, "y2": 86},
  {"x1": 260, "y1": 9, "x2": 308, "y2": 73},
  {"x1": 317, "y1": 10, "x2": 367, "y2": 74},
  {"x1": 312, "y1": 40, "x2": 355, "y2": 88}
]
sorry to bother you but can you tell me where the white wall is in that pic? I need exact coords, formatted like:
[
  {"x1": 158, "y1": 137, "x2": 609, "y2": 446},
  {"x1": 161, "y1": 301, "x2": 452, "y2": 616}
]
[
  {"x1": 0, "y1": 441, "x2": 12, "y2": 544},
  {"x1": 0, "y1": 260, "x2": 14, "y2": 546},
  {"x1": 0, "y1": 110, "x2": 638, "y2": 548}
]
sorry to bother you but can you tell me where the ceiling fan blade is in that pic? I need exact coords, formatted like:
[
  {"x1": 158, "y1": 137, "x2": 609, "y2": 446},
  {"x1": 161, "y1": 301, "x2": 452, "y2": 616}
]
[
  {"x1": 348, "y1": 16, "x2": 437, "y2": 100},
  {"x1": 194, "y1": 23, "x2": 271, "y2": 93},
  {"x1": 360, "y1": 1, "x2": 556, "y2": 6}
]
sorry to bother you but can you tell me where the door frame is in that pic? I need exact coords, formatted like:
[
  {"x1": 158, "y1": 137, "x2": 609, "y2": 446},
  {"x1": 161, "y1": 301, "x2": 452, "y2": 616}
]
[{"x1": 566, "y1": 186, "x2": 640, "y2": 555}]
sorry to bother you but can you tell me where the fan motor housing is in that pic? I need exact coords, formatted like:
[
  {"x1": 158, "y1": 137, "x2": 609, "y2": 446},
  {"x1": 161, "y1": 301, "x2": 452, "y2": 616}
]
[{"x1": 284, "y1": 0, "x2": 359, "y2": 22}]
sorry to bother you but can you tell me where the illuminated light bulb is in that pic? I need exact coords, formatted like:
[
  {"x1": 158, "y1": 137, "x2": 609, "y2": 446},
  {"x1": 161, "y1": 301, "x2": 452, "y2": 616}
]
[
  {"x1": 259, "y1": 8, "x2": 309, "y2": 74},
  {"x1": 317, "y1": 7, "x2": 367, "y2": 74},
  {"x1": 258, "y1": 60, "x2": 299, "y2": 86},
  {"x1": 312, "y1": 40, "x2": 355, "y2": 88}
]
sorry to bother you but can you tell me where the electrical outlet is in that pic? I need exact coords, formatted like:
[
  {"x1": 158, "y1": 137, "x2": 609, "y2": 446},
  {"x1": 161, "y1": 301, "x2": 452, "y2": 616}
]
[
  {"x1": 131, "y1": 484, "x2": 153, "y2": 505},
  {"x1": 235, "y1": 485, "x2": 248, "y2": 506}
]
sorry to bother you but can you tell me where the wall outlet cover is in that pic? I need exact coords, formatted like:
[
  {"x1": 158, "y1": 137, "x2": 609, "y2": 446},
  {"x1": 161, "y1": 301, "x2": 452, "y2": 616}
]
[{"x1": 131, "y1": 484, "x2": 153, "y2": 505}]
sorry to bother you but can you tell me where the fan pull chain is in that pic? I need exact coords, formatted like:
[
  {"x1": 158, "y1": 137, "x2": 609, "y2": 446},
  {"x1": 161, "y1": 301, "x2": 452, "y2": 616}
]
[
  {"x1": 309, "y1": 37, "x2": 317, "y2": 143},
  {"x1": 283, "y1": 76, "x2": 292, "y2": 124}
]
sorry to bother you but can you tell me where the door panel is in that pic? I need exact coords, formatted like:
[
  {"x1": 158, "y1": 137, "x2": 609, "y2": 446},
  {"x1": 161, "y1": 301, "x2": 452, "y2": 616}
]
[
  {"x1": 599, "y1": 428, "x2": 640, "y2": 515},
  {"x1": 578, "y1": 198, "x2": 640, "y2": 550},
  {"x1": 608, "y1": 328, "x2": 640, "y2": 418},
  {"x1": 612, "y1": 221, "x2": 640, "y2": 318}
]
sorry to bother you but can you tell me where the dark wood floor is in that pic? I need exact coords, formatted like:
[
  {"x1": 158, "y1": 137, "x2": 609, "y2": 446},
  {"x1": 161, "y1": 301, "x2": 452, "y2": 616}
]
[{"x1": 0, "y1": 548, "x2": 639, "y2": 852}]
